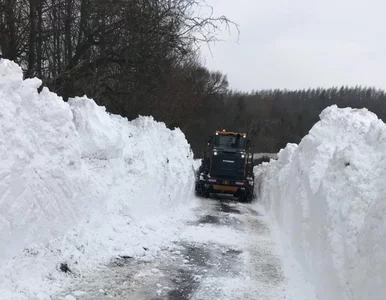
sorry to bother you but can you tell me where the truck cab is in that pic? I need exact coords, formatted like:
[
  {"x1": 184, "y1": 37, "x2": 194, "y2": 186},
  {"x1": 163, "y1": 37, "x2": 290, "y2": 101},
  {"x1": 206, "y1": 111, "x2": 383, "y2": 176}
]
[{"x1": 195, "y1": 130, "x2": 255, "y2": 202}]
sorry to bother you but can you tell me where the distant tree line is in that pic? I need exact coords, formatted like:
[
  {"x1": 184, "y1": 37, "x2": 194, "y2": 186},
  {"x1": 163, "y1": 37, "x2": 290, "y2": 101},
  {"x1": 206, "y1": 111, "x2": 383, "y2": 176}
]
[
  {"x1": 207, "y1": 87, "x2": 386, "y2": 156},
  {"x1": 1, "y1": 1, "x2": 386, "y2": 158}
]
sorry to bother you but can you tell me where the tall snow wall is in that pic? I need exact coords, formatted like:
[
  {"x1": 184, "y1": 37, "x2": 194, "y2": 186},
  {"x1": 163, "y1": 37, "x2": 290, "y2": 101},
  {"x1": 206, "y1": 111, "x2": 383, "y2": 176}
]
[
  {"x1": 256, "y1": 105, "x2": 386, "y2": 300},
  {"x1": 0, "y1": 59, "x2": 195, "y2": 299}
]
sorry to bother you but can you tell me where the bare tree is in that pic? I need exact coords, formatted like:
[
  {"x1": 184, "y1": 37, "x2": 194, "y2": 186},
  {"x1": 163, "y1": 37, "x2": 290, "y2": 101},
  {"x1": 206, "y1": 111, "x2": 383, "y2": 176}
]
[{"x1": 0, "y1": 0, "x2": 18, "y2": 60}]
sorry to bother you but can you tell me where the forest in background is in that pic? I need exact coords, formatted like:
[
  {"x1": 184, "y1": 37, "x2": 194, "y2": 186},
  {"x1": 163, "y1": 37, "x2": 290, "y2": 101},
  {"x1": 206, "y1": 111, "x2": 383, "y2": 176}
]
[{"x1": 1, "y1": 0, "x2": 386, "y2": 157}]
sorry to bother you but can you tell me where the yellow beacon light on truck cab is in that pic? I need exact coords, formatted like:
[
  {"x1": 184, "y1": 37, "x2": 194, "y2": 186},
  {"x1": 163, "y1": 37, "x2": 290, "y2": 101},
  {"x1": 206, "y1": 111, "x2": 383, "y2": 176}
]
[{"x1": 215, "y1": 130, "x2": 247, "y2": 136}]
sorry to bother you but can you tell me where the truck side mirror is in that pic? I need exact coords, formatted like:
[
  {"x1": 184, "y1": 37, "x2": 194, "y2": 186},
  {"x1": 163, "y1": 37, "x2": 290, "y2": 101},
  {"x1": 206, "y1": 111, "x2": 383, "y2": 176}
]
[{"x1": 208, "y1": 136, "x2": 213, "y2": 146}]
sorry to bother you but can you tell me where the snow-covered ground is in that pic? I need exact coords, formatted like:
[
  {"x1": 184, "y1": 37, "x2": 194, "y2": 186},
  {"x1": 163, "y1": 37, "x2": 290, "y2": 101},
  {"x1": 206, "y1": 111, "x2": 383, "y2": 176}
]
[
  {"x1": 57, "y1": 198, "x2": 317, "y2": 300},
  {"x1": 256, "y1": 105, "x2": 386, "y2": 300},
  {"x1": 0, "y1": 59, "x2": 196, "y2": 299}
]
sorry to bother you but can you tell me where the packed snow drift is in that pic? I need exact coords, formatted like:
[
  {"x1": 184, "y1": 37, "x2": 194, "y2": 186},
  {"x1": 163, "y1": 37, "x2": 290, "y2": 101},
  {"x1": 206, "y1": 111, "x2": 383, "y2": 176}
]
[
  {"x1": 256, "y1": 105, "x2": 386, "y2": 300},
  {"x1": 0, "y1": 59, "x2": 195, "y2": 299}
]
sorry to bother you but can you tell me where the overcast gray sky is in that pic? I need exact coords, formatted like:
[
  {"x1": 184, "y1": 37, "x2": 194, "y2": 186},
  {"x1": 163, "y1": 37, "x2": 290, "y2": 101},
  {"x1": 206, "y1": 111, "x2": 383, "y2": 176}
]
[{"x1": 199, "y1": 0, "x2": 386, "y2": 92}]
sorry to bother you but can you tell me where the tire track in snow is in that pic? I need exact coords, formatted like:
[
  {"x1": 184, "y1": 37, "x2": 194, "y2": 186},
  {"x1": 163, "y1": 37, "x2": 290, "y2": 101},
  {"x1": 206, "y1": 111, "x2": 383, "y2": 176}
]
[{"x1": 57, "y1": 198, "x2": 306, "y2": 300}]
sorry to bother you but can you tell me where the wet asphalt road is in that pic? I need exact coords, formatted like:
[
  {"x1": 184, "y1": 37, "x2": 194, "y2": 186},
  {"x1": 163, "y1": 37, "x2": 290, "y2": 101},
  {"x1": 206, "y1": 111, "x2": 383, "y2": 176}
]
[{"x1": 58, "y1": 198, "x2": 289, "y2": 300}]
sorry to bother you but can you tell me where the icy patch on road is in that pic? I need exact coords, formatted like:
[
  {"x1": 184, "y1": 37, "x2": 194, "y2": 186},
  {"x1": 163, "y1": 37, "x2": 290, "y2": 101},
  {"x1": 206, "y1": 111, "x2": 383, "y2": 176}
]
[
  {"x1": 0, "y1": 59, "x2": 196, "y2": 299},
  {"x1": 256, "y1": 105, "x2": 386, "y2": 300},
  {"x1": 181, "y1": 224, "x2": 246, "y2": 246}
]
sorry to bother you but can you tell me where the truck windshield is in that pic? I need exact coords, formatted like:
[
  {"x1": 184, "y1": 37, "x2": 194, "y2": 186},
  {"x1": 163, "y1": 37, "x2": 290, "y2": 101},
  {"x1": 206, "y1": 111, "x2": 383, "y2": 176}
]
[{"x1": 215, "y1": 134, "x2": 245, "y2": 149}]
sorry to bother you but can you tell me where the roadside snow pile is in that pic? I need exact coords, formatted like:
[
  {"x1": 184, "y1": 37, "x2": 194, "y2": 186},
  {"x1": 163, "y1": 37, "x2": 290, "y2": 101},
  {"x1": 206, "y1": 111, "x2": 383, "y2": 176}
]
[
  {"x1": 253, "y1": 153, "x2": 278, "y2": 165},
  {"x1": 0, "y1": 59, "x2": 195, "y2": 299},
  {"x1": 255, "y1": 105, "x2": 386, "y2": 300},
  {"x1": 253, "y1": 153, "x2": 278, "y2": 160}
]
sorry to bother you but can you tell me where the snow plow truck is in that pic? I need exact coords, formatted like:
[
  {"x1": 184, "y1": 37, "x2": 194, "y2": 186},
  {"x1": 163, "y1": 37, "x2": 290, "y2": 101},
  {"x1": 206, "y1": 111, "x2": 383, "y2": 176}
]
[{"x1": 195, "y1": 130, "x2": 255, "y2": 202}]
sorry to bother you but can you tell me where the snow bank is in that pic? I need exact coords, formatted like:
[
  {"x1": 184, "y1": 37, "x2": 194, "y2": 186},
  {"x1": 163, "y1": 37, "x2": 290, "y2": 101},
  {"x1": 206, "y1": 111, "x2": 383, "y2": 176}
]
[
  {"x1": 255, "y1": 105, "x2": 386, "y2": 300},
  {"x1": 0, "y1": 59, "x2": 195, "y2": 299}
]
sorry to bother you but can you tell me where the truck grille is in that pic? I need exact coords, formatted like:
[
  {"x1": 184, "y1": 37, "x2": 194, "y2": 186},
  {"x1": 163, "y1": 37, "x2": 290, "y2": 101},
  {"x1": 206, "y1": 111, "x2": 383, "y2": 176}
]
[{"x1": 211, "y1": 153, "x2": 245, "y2": 179}]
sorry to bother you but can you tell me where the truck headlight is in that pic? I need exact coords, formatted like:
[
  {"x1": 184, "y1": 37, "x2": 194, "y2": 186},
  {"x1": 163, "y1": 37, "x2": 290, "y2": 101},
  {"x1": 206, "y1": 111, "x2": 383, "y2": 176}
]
[{"x1": 213, "y1": 151, "x2": 218, "y2": 156}]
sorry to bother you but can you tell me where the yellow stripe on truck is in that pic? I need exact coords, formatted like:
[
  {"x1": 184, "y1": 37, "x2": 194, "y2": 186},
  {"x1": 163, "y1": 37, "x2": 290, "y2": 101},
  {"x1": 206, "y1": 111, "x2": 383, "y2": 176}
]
[
  {"x1": 213, "y1": 185, "x2": 238, "y2": 192},
  {"x1": 215, "y1": 131, "x2": 247, "y2": 136}
]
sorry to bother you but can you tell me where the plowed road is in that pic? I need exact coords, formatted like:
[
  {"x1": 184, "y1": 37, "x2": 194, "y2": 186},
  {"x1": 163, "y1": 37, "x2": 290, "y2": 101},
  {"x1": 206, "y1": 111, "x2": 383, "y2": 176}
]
[{"x1": 59, "y1": 198, "x2": 316, "y2": 300}]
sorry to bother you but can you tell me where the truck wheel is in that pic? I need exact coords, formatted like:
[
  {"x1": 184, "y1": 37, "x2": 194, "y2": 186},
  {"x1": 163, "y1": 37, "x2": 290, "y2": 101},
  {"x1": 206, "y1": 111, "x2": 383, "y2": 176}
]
[
  {"x1": 239, "y1": 190, "x2": 253, "y2": 203},
  {"x1": 195, "y1": 182, "x2": 209, "y2": 198},
  {"x1": 245, "y1": 194, "x2": 253, "y2": 203},
  {"x1": 239, "y1": 194, "x2": 247, "y2": 203},
  {"x1": 195, "y1": 183, "x2": 203, "y2": 197}
]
